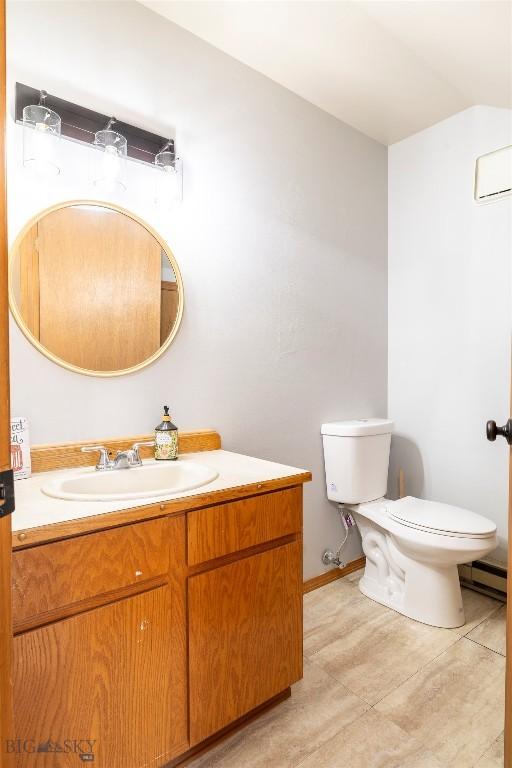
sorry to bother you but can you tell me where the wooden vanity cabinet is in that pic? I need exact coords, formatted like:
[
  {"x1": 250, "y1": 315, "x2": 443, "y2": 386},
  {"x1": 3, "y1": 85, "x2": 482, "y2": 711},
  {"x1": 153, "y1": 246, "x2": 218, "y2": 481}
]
[
  {"x1": 188, "y1": 539, "x2": 302, "y2": 745},
  {"x1": 11, "y1": 514, "x2": 188, "y2": 768},
  {"x1": 187, "y1": 487, "x2": 303, "y2": 746},
  {"x1": 11, "y1": 484, "x2": 305, "y2": 768},
  {"x1": 13, "y1": 586, "x2": 182, "y2": 768}
]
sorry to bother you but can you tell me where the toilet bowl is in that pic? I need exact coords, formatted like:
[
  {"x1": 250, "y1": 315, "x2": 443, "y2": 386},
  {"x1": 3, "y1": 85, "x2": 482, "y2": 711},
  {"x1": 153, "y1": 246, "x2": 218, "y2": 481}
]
[
  {"x1": 350, "y1": 496, "x2": 496, "y2": 628},
  {"x1": 321, "y1": 419, "x2": 497, "y2": 629}
]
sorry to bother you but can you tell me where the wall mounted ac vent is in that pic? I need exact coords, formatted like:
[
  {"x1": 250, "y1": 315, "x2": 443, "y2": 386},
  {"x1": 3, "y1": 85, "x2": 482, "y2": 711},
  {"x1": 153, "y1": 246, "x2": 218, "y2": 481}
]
[{"x1": 474, "y1": 144, "x2": 512, "y2": 203}]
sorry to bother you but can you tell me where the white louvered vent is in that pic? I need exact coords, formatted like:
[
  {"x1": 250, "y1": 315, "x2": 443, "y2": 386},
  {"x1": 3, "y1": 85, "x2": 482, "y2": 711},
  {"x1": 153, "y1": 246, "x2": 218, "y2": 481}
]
[{"x1": 474, "y1": 144, "x2": 512, "y2": 203}]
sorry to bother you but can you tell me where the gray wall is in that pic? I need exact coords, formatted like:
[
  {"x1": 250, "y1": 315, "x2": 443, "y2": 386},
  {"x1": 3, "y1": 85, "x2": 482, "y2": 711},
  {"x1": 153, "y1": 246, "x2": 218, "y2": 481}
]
[
  {"x1": 7, "y1": 1, "x2": 388, "y2": 578},
  {"x1": 388, "y1": 106, "x2": 512, "y2": 563}
]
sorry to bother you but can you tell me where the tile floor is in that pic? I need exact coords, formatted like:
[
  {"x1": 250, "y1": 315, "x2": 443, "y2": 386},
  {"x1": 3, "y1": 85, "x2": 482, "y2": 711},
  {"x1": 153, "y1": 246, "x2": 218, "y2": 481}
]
[{"x1": 189, "y1": 569, "x2": 507, "y2": 768}]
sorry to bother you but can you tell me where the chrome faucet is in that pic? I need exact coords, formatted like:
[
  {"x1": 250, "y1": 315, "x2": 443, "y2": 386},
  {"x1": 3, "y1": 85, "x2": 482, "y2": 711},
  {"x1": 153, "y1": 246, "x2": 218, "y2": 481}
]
[{"x1": 81, "y1": 441, "x2": 155, "y2": 471}]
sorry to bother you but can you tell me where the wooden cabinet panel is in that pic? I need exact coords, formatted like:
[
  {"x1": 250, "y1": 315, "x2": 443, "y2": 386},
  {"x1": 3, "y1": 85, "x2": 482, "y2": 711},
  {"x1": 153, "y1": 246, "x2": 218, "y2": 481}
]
[
  {"x1": 187, "y1": 487, "x2": 302, "y2": 566},
  {"x1": 12, "y1": 518, "x2": 170, "y2": 627},
  {"x1": 13, "y1": 585, "x2": 187, "y2": 768},
  {"x1": 188, "y1": 540, "x2": 303, "y2": 745}
]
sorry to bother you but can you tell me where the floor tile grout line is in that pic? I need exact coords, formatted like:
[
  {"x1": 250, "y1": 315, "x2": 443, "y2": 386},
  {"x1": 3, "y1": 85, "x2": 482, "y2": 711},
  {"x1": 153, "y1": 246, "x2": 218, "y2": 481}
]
[
  {"x1": 464, "y1": 634, "x2": 506, "y2": 658},
  {"x1": 308, "y1": 609, "x2": 462, "y2": 709},
  {"x1": 369, "y1": 634, "x2": 463, "y2": 708},
  {"x1": 470, "y1": 730, "x2": 505, "y2": 768},
  {"x1": 372, "y1": 627, "x2": 505, "y2": 711},
  {"x1": 291, "y1": 704, "x2": 373, "y2": 768},
  {"x1": 303, "y1": 583, "x2": 505, "y2": 751},
  {"x1": 200, "y1": 660, "x2": 372, "y2": 768},
  {"x1": 371, "y1": 635, "x2": 505, "y2": 767},
  {"x1": 304, "y1": 606, "x2": 463, "y2": 708},
  {"x1": 304, "y1": 653, "x2": 375, "y2": 707},
  {"x1": 292, "y1": 703, "x2": 446, "y2": 768},
  {"x1": 305, "y1": 632, "x2": 461, "y2": 710},
  {"x1": 306, "y1": 584, "x2": 502, "y2": 649},
  {"x1": 455, "y1": 602, "x2": 505, "y2": 638}
]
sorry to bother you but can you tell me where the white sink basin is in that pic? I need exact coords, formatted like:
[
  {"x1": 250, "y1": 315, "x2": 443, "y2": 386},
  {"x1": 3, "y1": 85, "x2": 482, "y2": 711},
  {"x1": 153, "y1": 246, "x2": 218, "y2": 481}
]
[{"x1": 41, "y1": 461, "x2": 219, "y2": 502}]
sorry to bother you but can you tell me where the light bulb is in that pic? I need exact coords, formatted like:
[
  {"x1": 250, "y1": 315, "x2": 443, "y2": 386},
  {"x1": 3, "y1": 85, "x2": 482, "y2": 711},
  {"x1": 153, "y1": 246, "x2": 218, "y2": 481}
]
[
  {"x1": 93, "y1": 127, "x2": 127, "y2": 191},
  {"x1": 154, "y1": 149, "x2": 182, "y2": 206},
  {"x1": 22, "y1": 103, "x2": 61, "y2": 177}
]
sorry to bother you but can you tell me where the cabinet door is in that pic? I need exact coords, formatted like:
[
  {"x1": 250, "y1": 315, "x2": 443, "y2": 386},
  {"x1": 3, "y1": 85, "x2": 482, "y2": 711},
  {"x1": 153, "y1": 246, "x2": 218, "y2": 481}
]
[
  {"x1": 13, "y1": 586, "x2": 187, "y2": 767},
  {"x1": 188, "y1": 540, "x2": 302, "y2": 745}
]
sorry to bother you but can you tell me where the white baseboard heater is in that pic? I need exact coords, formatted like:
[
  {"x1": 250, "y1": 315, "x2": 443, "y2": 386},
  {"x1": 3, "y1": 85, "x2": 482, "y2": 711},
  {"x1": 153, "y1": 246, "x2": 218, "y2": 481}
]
[{"x1": 459, "y1": 560, "x2": 507, "y2": 601}]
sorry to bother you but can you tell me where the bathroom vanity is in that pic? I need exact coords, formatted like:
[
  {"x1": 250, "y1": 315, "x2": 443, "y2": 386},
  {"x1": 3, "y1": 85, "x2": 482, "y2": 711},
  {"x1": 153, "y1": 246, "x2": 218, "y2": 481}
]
[{"x1": 10, "y1": 431, "x2": 310, "y2": 767}]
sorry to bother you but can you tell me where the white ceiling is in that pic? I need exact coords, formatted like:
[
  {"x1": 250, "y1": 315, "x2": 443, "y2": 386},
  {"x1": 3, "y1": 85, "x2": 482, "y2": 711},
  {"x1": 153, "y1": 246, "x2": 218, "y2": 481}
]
[{"x1": 139, "y1": 0, "x2": 512, "y2": 145}]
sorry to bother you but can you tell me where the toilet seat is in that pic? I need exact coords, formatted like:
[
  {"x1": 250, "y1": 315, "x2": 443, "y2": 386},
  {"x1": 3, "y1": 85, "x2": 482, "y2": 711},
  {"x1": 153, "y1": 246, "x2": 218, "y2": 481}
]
[{"x1": 387, "y1": 496, "x2": 497, "y2": 539}]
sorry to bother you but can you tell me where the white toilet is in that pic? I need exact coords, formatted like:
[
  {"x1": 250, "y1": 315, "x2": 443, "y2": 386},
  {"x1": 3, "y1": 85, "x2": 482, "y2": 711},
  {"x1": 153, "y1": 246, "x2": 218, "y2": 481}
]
[{"x1": 321, "y1": 418, "x2": 497, "y2": 628}]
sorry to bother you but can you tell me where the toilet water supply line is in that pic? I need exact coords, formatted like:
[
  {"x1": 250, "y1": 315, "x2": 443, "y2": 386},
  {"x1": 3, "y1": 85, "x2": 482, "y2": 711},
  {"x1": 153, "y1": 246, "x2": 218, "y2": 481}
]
[{"x1": 322, "y1": 506, "x2": 356, "y2": 568}]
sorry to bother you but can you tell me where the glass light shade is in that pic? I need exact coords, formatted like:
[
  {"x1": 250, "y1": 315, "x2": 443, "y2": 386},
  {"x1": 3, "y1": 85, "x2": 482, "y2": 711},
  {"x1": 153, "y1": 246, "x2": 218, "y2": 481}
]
[
  {"x1": 154, "y1": 151, "x2": 183, "y2": 206},
  {"x1": 22, "y1": 104, "x2": 61, "y2": 176},
  {"x1": 93, "y1": 129, "x2": 127, "y2": 191}
]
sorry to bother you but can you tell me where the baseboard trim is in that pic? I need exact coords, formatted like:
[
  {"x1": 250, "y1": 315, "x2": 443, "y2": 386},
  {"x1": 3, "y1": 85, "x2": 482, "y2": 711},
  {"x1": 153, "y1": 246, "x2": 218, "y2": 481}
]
[
  {"x1": 303, "y1": 556, "x2": 366, "y2": 594},
  {"x1": 165, "y1": 688, "x2": 291, "y2": 767},
  {"x1": 459, "y1": 559, "x2": 507, "y2": 601}
]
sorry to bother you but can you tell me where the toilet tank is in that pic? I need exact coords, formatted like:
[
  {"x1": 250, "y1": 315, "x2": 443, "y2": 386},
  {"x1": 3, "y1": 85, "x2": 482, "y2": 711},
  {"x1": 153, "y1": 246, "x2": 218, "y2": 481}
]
[{"x1": 321, "y1": 419, "x2": 393, "y2": 504}]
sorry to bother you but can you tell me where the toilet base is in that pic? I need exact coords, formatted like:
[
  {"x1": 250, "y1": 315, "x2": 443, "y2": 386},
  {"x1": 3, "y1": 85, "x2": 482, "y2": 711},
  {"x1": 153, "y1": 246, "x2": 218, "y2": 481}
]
[
  {"x1": 352, "y1": 508, "x2": 469, "y2": 629},
  {"x1": 356, "y1": 562, "x2": 465, "y2": 629}
]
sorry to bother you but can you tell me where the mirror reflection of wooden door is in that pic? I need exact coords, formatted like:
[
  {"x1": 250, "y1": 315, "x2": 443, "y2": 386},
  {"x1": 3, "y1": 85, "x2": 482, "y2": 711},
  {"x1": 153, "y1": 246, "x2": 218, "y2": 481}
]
[
  {"x1": 0, "y1": 0, "x2": 15, "y2": 763},
  {"x1": 160, "y1": 280, "x2": 179, "y2": 345},
  {"x1": 23, "y1": 207, "x2": 163, "y2": 372}
]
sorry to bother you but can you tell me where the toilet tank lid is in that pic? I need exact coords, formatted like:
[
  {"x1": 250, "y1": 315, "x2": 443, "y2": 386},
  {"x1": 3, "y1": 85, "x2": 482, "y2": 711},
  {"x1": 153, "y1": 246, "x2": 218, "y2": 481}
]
[{"x1": 321, "y1": 418, "x2": 394, "y2": 437}]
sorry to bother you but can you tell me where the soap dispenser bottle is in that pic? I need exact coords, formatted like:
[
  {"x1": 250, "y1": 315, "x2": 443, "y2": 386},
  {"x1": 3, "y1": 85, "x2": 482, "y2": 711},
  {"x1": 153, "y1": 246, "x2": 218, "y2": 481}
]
[{"x1": 155, "y1": 406, "x2": 178, "y2": 461}]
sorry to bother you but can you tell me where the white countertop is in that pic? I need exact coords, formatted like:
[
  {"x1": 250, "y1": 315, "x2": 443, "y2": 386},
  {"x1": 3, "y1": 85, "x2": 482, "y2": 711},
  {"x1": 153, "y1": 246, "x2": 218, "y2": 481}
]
[{"x1": 12, "y1": 449, "x2": 309, "y2": 533}]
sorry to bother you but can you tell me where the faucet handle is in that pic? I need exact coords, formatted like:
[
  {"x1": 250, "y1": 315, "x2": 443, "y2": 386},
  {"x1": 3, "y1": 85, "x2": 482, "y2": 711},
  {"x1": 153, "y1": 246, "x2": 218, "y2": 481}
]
[
  {"x1": 131, "y1": 441, "x2": 155, "y2": 466},
  {"x1": 81, "y1": 445, "x2": 111, "y2": 471}
]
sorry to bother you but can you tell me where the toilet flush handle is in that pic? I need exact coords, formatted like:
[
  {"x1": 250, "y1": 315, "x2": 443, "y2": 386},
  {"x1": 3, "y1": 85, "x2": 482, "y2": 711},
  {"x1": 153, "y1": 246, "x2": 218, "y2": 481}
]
[{"x1": 486, "y1": 419, "x2": 512, "y2": 445}]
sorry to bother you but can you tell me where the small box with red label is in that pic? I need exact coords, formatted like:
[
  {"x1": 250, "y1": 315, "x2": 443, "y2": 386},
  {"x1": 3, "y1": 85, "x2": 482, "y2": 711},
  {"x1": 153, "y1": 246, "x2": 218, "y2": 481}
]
[{"x1": 10, "y1": 417, "x2": 31, "y2": 480}]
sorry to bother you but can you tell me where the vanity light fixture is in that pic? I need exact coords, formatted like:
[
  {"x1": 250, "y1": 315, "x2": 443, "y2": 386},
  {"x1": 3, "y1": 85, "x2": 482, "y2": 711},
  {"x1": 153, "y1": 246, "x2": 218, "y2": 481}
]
[
  {"x1": 93, "y1": 117, "x2": 128, "y2": 191},
  {"x1": 16, "y1": 84, "x2": 182, "y2": 197},
  {"x1": 22, "y1": 89, "x2": 61, "y2": 176},
  {"x1": 155, "y1": 140, "x2": 183, "y2": 205}
]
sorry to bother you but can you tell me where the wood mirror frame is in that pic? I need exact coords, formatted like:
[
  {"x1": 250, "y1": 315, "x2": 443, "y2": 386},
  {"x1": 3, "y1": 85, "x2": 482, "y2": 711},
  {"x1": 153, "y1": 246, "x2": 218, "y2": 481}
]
[{"x1": 8, "y1": 200, "x2": 184, "y2": 377}]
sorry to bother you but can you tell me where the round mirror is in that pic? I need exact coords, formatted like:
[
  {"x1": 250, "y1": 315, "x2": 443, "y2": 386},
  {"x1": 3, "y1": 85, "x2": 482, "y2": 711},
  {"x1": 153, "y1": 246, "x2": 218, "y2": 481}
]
[{"x1": 9, "y1": 201, "x2": 183, "y2": 376}]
